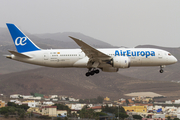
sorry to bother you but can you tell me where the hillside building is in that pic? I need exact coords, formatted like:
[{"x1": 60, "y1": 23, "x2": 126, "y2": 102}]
[
  {"x1": 50, "y1": 95, "x2": 58, "y2": 99},
  {"x1": 22, "y1": 95, "x2": 41, "y2": 100},
  {"x1": 69, "y1": 97, "x2": 79, "y2": 102},
  {"x1": 0, "y1": 100, "x2": 5, "y2": 108},
  {"x1": 123, "y1": 106, "x2": 147, "y2": 112},
  {"x1": 28, "y1": 106, "x2": 67, "y2": 117},
  {"x1": 10, "y1": 99, "x2": 22, "y2": 105},
  {"x1": 67, "y1": 103, "x2": 86, "y2": 110},
  {"x1": 134, "y1": 96, "x2": 153, "y2": 103},
  {"x1": 43, "y1": 101, "x2": 54, "y2": 106},
  {"x1": 104, "y1": 97, "x2": 110, "y2": 101},
  {"x1": 88, "y1": 106, "x2": 102, "y2": 112},
  {"x1": 22, "y1": 100, "x2": 41, "y2": 107},
  {"x1": 10, "y1": 94, "x2": 21, "y2": 98}
]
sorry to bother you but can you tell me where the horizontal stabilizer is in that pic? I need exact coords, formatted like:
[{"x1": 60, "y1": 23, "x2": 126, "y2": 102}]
[{"x1": 8, "y1": 50, "x2": 31, "y2": 58}]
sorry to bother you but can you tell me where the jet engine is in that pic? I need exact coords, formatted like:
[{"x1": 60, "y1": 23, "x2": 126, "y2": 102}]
[{"x1": 112, "y1": 56, "x2": 130, "y2": 68}]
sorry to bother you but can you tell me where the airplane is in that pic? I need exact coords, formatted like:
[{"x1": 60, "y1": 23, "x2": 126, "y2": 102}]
[{"x1": 5, "y1": 23, "x2": 178, "y2": 77}]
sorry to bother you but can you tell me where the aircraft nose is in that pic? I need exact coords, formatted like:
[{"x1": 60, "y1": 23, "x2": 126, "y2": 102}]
[{"x1": 171, "y1": 56, "x2": 178, "y2": 63}]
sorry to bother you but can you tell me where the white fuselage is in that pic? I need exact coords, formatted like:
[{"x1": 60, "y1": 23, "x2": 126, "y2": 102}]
[
  {"x1": 6, "y1": 23, "x2": 178, "y2": 75},
  {"x1": 10, "y1": 48, "x2": 177, "y2": 68}
]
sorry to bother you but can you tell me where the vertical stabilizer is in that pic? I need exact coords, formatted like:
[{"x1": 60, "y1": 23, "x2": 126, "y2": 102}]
[{"x1": 6, "y1": 23, "x2": 41, "y2": 53}]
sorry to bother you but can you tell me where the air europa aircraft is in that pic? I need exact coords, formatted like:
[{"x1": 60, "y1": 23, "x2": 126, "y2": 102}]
[{"x1": 6, "y1": 23, "x2": 178, "y2": 77}]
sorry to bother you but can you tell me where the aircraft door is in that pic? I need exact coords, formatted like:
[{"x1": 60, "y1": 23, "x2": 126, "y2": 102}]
[
  {"x1": 44, "y1": 53, "x2": 49, "y2": 60},
  {"x1": 158, "y1": 51, "x2": 163, "y2": 59},
  {"x1": 43, "y1": 53, "x2": 49, "y2": 64},
  {"x1": 79, "y1": 52, "x2": 84, "y2": 59}
]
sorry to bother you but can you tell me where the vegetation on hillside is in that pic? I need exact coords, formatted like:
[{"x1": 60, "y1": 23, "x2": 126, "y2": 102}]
[
  {"x1": 0, "y1": 102, "x2": 30, "y2": 118},
  {"x1": 102, "y1": 105, "x2": 128, "y2": 119}
]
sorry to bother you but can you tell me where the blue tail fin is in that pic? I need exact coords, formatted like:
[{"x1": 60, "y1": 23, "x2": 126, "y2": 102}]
[{"x1": 6, "y1": 23, "x2": 41, "y2": 53}]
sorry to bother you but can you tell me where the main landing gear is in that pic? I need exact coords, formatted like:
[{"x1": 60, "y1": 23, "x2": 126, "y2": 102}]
[
  {"x1": 159, "y1": 65, "x2": 164, "y2": 73},
  {"x1": 85, "y1": 68, "x2": 100, "y2": 77}
]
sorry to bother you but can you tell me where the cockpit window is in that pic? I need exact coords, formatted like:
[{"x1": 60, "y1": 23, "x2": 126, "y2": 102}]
[{"x1": 168, "y1": 53, "x2": 172, "y2": 56}]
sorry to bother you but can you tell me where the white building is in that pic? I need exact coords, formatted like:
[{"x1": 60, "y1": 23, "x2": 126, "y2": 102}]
[
  {"x1": 177, "y1": 114, "x2": 180, "y2": 119},
  {"x1": 177, "y1": 108, "x2": 180, "y2": 114},
  {"x1": 45, "y1": 99, "x2": 51, "y2": 101},
  {"x1": 22, "y1": 95, "x2": 41, "y2": 100},
  {"x1": 120, "y1": 98, "x2": 125, "y2": 101},
  {"x1": 10, "y1": 99, "x2": 18, "y2": 103},
  {"x1": 27, "y1": 101, "x2": 41, "y2": 108},
  {"x1": 31, "y1": 97, "x2": 41, "y2": 100},
  {"x1": 132, "y1": 97, "x2": 135, "y2": 101},
  {"x1": 52, "y1": 99, "x2": 58, "y2": 101},
  {"x1": 68, "y1": 104, "x2": 86, "y2": 110},
  {"x1": 152, "y1": 114, "x2": 165, "y2": 119},
  {"x1": 50, "y1": 95, "x2": 58, "y2": 99},
  {"x1": 57, "y1": 110, "x2": 67, "y2": 117},
  {"x1": 174, "y1": 99, "x2": 180, "y2": 104},
  {"x1": 10, "y1": 94, "x2": 20, "y2": 98},
  {"x1": 61, "y1": 96, "x2": 68, "y2": 101},
  {"x1": 153, "y1": 105, "x2": 162, "y2": 110},
  {"x1": 22, "y1": 95, "x2": 34, "y2": 99},
  {"x1": 69, "y1": 97, "x2": 79, "y2": 102},
  {"x1": 28, "y1": 102, "x2": 37, "y2": 108},
  {"x1": 164, "y1": 106, "x2": 177, "y2": 113},
  {"x1": 9, "y1": 99, "x2": 22, "y2": 105},
  {"x1": 147, "y1": 106, "x2": 153, "y2": 111},
  {"x1": 43, "y1": 101, "x2": 54, "y2": 105},
  {"x1": 165, "y1": 101, "x2": 172, "y2": 104},
  {"x1": 102, "y1": 103, "x2": 113, "y2": 107}
]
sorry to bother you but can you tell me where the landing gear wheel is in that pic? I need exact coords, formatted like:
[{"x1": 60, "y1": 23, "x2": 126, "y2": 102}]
[
  {"x1": 85, "y1": 72, "x2": 90, "y2": 77},
  {"x1": 85, "y1": 68, "x2": 100, "y2": 76},
  {"x1": 159, "y1": 69, "x2": 164, "y2": 73},
  {"x1": 90, "y1": 71, "x2": 95, "y2": 76},
  {"x1": 95, "y1": 69, "x2": 100, "y2": 74}
]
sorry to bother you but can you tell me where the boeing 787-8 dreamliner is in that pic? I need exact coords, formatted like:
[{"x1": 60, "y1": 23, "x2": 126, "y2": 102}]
[{"x1": 6, "y1": 23, "x2": 178, "y2": 77}]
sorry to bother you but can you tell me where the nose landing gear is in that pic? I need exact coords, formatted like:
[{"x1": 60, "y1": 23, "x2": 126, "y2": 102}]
[
  {"x1": 159, "y1": 65, "x2": 165, "y2": 73},
  {"x1": 85, "y1": 68, "x2": 100, "y2": 77},
  {"x1": 159, "y1": 69, "x2": 164, "y2": 73}
]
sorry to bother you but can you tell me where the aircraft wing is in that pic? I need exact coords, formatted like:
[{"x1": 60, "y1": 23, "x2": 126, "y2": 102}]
[{"x1": 69, "y1": 36, "x2": 111, "y2": 60}]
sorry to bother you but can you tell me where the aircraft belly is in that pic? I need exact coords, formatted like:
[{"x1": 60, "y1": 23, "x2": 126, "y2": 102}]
[
  {"x1": 58, "y1": 59, "x2": 73, "y2": 67},
  {"x1": 73, "y1": 57, "x2": 88, "y2": 67},
  {"x1": 130, "y1": 56, "x2": 157, "y2": 66},
  {"x1": 130, "y1": 56, "x2": 169, "y2": 66}
]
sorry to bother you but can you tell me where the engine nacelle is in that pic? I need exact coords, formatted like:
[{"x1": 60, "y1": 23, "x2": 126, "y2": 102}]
[
  {"x1": 112, "y1": 56, "x2": 130, "y2": 68},
  {"x1": 101, "y1": 67, "x2": 119, "y2": 72}
]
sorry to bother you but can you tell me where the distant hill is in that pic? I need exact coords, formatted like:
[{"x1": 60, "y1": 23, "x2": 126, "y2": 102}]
[
  {"x1": 35, "y1": 32, "x2": 117, "y2": 48},
  {"x1": 136, "y1": 45, "x2": 180, "y2": 60},
  {"x1": 0, "y1": 67, "x2": 180, "y2": 100}
]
